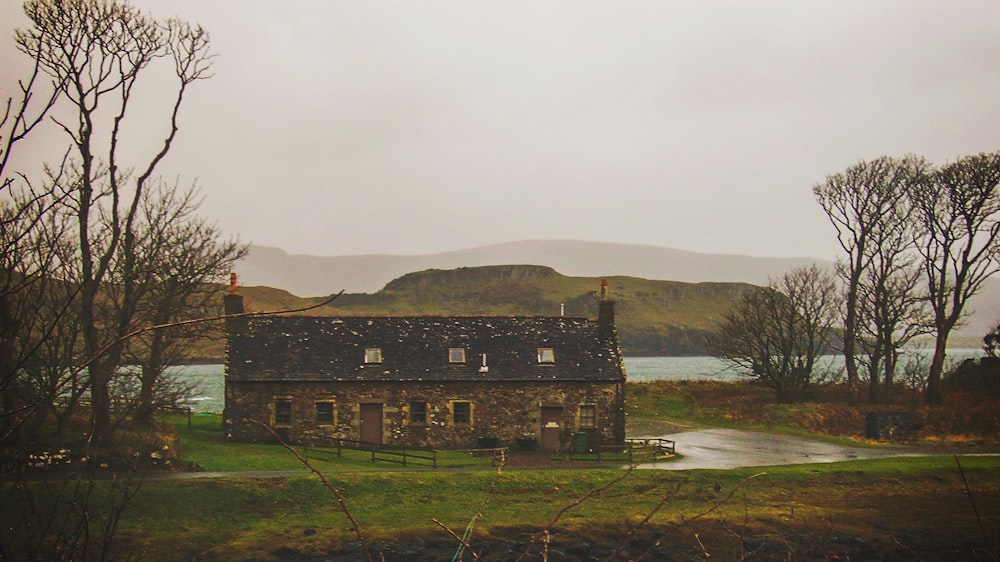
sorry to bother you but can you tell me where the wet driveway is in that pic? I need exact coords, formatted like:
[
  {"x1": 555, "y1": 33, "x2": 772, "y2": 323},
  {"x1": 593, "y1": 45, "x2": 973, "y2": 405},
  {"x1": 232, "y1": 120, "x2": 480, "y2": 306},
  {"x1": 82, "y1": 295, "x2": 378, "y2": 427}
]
[{"x1": 634, "y1": 428, "x2": 909, "y2": 470}]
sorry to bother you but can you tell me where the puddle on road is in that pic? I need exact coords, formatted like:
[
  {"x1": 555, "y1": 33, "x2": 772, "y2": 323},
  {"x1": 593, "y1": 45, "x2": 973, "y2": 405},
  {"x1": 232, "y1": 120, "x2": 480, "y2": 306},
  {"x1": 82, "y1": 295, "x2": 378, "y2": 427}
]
[{"x1": 632, "y1": 428, "x2": 903, "y2": 470}]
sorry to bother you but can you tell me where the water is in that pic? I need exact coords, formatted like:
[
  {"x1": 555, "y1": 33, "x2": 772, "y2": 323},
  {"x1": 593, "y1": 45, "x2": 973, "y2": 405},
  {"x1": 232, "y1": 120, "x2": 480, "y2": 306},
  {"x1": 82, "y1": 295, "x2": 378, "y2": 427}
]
[
  {"x1": 625, "y1": 356, "x2": 738, "y2": 382},
  {"x1": 626, "y1": 349, "x2": 984, "y2": 384},
  {"x1": 175, "y1": 350, "x2": 985, "y2": 413},
  {"x1": 167, "y1": 364, "x2": 225, "y2": 414}
]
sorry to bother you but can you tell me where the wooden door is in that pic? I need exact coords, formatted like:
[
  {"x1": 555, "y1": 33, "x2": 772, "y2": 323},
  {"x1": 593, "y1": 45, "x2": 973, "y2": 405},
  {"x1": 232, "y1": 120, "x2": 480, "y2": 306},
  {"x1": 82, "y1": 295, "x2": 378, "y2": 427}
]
[
  {"x1": 540, "y1": 407, "x2": 563, "y2": 451},
  {"x1": 359, "y1": 403, "x2": 383, "y2": 444}
]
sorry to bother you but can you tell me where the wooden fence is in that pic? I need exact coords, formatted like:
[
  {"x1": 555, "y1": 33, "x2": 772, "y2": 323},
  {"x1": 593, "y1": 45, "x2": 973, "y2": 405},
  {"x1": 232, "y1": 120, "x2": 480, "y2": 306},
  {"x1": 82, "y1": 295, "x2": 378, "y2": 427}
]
[
  {"x1": 307, "y1": 439, "x2": 507, "y2": 469},
  {"x1": 567, "y1": 438, "x2": 676, "y2": 463}
]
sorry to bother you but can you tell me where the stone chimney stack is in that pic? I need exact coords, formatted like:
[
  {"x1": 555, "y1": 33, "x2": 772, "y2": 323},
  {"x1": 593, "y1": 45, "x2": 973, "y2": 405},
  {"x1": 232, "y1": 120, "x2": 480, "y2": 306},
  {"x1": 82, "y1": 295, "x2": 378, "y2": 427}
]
[
  {"x1": 598, "y1": 279, "x2": 615, "y2": 337},
  {"x1": 224, "y1": 272, "x2": 244, "y2": 315}
]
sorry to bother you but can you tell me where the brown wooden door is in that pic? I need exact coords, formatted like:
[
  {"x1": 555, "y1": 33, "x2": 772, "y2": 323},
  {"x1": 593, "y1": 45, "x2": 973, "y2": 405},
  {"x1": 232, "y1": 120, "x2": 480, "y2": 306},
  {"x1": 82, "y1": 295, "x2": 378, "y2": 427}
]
[
  {"x1": 540, "y1": 407, "x2": 563, "y2": 451},
  {"x1": 360, "y1": 403, "x2": 383, "y2": 444}
]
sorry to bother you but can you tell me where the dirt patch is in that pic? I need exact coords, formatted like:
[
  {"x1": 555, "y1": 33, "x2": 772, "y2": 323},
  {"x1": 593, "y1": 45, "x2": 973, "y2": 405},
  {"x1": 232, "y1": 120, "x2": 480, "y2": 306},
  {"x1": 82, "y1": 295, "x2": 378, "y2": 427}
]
[{"x1": 271, "y1": 516, "x2": 999, "y2": 561}]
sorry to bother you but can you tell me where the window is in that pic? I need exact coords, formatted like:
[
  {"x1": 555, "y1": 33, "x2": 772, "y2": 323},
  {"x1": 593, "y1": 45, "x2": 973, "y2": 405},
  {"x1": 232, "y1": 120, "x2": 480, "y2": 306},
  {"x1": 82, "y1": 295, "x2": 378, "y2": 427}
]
[
  {"x1": 452, "y1": 401, "x2": 472, "y2": 425},
  {"x1": 537, "y1": 348, "x2": 555, "y2": 364},
  {"x1": 409, "y1": 401, "x2": 427, "y2": 425},
  {"x1": 448, "y1": 347, "x2": 466, "y2": 363},
  {"x1": 365, "y1": 347, "x2": 382, "y2": 363},
  {"x1": 274, "y1": 400, "x2": 292, "y2": 425},
  {"x1": 316, "y1": 401, "x2": 334, "y2": 424},
  {"x1": 579, "y1": 404, "x2": 597, "y2": 428}
]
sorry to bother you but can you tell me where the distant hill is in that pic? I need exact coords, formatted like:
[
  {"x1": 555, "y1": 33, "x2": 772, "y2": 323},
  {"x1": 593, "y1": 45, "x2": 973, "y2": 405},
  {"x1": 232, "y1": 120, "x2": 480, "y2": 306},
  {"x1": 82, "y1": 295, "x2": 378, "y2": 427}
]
[
  {"x1": 234, "y1": 240, "x2": 829, "y2": 296},
  {"x1": 230, "y1": 264, "x2": 756, "y2": 356},
  {"x1": 228, "y1": 240, "x2": 1000, "y2": 352}
]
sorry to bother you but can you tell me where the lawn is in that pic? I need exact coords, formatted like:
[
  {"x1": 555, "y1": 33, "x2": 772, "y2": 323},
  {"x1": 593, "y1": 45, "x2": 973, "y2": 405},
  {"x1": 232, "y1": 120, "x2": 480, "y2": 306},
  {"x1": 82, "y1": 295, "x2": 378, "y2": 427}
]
[
  {"x1": 77, "y1": 455, "x2": 1000, "y2": 560},
  {"x1": 6, "y1": 381, "x2": 1000, "y2": 561}
]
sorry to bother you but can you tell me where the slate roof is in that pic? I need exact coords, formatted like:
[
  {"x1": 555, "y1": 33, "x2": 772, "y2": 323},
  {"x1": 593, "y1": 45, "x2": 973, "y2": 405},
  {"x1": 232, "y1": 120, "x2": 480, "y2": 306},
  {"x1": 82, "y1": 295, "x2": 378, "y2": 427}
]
[{"x1": 226, "y1": 315, "x2": 625, "y2": 383}]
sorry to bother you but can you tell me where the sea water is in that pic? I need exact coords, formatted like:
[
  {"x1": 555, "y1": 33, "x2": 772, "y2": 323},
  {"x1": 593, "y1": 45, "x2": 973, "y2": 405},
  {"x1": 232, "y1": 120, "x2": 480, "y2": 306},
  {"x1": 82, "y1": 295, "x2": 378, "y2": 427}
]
[{"x1": 175, "y1": 349, "x2": 984, "y2": 413}]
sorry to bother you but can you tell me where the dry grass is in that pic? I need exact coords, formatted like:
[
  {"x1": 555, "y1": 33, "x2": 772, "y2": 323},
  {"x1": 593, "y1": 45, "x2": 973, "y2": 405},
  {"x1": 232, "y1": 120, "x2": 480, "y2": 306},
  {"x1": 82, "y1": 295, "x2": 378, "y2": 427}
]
[{"x1": 626, "y1": 379, "x2": 1000, "y2": 445}]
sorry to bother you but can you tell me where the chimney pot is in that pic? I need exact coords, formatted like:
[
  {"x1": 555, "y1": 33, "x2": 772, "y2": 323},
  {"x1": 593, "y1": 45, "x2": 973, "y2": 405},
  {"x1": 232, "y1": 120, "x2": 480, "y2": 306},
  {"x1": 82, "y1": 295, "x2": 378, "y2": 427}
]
[{"x1": 598, "y1": 281, "x2": 615, "y2": 336}]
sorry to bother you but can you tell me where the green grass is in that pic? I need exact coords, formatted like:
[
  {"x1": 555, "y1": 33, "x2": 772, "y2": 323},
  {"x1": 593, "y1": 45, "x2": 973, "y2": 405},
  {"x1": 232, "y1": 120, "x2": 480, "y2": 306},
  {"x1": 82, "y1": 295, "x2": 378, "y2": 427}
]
[
  {"x1": 65, "y1": 455, "x2": 996, "y2": 560},
  {"x1": 173, "y1": 413, "x2": 502, "y2": 472},
  {"x1": 8, "y1": 402, "x2": 1000, "y2": 560},
  {"x1": 74, "y1": 384, "x2": 995, "y2": 559}
]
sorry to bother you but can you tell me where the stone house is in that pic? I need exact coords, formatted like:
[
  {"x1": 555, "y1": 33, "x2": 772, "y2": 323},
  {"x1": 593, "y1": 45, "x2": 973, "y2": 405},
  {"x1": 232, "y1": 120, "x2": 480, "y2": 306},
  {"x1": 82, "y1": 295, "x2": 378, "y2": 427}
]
[{"x1": 222, "y1": 282, "x2": 626, "y2": 452}]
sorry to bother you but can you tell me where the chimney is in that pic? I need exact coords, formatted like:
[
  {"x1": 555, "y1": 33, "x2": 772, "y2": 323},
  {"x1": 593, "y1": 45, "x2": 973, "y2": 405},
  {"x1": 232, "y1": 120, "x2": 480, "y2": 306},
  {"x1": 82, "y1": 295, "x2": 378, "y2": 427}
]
[
  {"x1": 224, "y1": 272, "x2": 244, "y2": 315},
  {"x1": 598, "y1": 279, "x2": 615, "y2": 336}
]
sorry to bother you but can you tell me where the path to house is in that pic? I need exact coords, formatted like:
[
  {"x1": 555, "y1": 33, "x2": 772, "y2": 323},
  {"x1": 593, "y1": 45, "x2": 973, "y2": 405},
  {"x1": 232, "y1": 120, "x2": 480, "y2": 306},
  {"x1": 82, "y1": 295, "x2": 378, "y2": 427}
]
[{"x1": 631, "y1": 427, "x2": 915, "y2": 470}]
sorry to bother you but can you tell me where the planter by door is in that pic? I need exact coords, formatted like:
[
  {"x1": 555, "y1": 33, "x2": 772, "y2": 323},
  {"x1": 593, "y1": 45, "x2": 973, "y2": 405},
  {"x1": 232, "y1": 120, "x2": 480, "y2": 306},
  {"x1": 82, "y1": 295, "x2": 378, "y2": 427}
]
[{"x1": 360, "y1": 403, "x2": 383, "y2": 444}]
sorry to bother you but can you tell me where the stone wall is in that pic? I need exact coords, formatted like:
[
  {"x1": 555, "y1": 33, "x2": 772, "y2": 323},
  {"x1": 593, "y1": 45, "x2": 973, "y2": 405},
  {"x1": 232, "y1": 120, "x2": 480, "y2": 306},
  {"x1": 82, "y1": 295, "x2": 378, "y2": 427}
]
[{"x1": 224, "y1": 379, "x2": 625, "y2": 451}]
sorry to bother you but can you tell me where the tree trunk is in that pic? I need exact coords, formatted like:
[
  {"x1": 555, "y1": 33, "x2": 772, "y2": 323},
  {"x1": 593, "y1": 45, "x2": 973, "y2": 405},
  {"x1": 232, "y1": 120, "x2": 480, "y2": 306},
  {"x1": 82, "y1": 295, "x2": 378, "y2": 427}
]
[
  {"x1": 0, "y1": 294, "x2": 19, "y2": 444},
  {"x1": 133, "y1": 365, "x2": 157, "y2": 426},
  {"x1": 134, "y1": 307, "x2": 171, "y2": 426},
  {"x1": 842, "y1": 271, "x2": 861, "y2": 406},
  {"x1": 926, "y1": 337, "x2": 948, "y2": 406},
  {"x1": 868, "y1": 361, "x2": 880, "y2": 405},
  {"x1": 89, "y1": 359, "x2": 113, "y2": 445}
]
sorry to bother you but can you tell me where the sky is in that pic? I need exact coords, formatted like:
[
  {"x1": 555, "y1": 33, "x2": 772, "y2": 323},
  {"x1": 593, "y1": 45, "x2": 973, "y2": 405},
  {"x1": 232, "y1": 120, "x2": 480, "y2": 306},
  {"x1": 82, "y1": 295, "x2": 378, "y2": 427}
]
[{"x1": 2, "y1": 1, "x2": 999, "y2": 261}]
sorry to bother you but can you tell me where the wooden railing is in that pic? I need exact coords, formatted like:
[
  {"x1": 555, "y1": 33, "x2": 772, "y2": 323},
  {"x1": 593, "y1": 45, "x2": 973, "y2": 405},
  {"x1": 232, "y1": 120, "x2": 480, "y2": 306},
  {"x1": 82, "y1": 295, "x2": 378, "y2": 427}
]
[
  {"x1": 307, "y1": 439, "x2": 507, "y2": 469},
  {"x1": 567, "y1": 438, "x2": 676, "y2": 463},
  {"x1": 626, "y1": 437, "x2": 676, "y2": 457}
]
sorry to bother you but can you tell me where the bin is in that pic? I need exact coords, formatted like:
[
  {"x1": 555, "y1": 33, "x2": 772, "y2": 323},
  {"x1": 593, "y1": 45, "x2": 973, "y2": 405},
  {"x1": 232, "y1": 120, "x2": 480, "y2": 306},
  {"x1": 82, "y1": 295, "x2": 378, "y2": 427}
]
[{"x1": 573, "y1": 432, "x2": 589, "y2": 454}]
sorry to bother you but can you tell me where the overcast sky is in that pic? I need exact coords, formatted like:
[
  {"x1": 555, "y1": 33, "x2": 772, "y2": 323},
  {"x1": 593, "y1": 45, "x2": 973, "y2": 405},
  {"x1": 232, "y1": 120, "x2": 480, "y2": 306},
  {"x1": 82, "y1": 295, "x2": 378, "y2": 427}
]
[{"x1": 3, "y1": 1, "x2": 999, "y2": 260}]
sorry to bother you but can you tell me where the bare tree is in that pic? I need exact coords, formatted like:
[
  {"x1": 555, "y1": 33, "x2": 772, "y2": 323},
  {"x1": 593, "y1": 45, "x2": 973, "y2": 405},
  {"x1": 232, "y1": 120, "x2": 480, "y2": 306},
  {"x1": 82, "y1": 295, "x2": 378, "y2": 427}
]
[
  {"x1": 15, "y1": 0, "x2": 214, "y2": 443},
  {"x1": 911, "y1": 151, "x2": 1000, "y2": 405},
  {"x1": 711, "y1": 265, "x2": 840, "y2": 402},
  {"x1": 0, "y1": 2, "x2": 68, "y2": 443},
  {"x1": 122, "y1": 183, "x2": 246, "y2": 426},
  {"x1": 855, "y1": 256, "x2": 927, "y2": 403},
  {"x1": 813, "y1": 155, "x2": 929, "y2": 405}
]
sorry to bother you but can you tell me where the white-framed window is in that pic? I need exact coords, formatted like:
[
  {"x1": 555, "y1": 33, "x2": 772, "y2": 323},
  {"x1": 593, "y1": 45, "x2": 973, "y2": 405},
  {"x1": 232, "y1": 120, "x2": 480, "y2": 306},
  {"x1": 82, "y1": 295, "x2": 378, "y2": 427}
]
[
  {"x1": 364, "y1": 347, "x2": 382, "y2": 363},
  {"x1": 448, "y1": 347, "x2": 466, "y2": 363},
  {"x1": 579, "y1": 404, "x2": 597, "y2": 428},
  {"x1": 537, "y1": 348, "x2": 555, "y2": 364}
]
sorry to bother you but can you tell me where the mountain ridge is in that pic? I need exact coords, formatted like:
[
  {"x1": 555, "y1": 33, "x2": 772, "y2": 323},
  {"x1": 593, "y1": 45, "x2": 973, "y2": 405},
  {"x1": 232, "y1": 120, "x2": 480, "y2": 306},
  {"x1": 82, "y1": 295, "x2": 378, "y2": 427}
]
[
  {"x1": 235, "y1": 239, "x2": 831, "y2": 296},
  {"x1": 232, "y1": 239, "x2": 1000, "y2": 347},
  {"x1": 232, "y1": 264, "x2": 756, "y2": 356}
]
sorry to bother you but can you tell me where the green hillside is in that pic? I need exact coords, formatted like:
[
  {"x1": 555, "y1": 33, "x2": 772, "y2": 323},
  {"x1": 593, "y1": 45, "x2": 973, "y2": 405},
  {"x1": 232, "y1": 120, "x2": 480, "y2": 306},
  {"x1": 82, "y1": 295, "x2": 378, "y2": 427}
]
[{"x1": 233, "y1": 264, "x2": 755, "y2": 356}]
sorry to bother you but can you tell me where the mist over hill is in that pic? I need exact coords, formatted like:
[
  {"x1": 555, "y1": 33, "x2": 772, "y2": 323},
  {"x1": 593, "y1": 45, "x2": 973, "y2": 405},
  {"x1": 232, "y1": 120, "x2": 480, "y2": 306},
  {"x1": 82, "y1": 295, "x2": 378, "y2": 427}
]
[{"x1": 235, "y1": 240, "x2": 830, "y2": 296}]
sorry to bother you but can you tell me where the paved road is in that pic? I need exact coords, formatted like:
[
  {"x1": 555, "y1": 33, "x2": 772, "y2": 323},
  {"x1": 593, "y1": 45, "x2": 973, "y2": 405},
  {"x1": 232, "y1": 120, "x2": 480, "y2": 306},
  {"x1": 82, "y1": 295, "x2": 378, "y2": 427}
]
[{"x1": 633, "y1": 428, "x2": 912, "y2": 470}]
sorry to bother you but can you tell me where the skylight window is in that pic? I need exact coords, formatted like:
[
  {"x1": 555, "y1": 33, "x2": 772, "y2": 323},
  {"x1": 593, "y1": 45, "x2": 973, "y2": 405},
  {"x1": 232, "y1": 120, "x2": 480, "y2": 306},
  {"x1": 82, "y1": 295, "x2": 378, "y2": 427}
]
[
  {"x1": 448, "y1": 347, "x2": 466, "y2": 363},
  {"x1": 537, "y1": 348, "x2": 555, "y2": 364},
  {"x1": 364, "y1": 348, "x2": 382, "y2": 364}
]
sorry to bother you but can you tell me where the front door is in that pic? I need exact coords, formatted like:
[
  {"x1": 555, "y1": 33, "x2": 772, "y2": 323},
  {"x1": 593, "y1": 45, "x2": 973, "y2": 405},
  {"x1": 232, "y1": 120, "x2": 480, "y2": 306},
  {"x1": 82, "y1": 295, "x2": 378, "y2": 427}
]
[
  {"x1": 540, "y1": 407, "x2": 563, "y2": 451},
  {"x1": 359, "y1": 403, "x2": 383, "y2": 444}
]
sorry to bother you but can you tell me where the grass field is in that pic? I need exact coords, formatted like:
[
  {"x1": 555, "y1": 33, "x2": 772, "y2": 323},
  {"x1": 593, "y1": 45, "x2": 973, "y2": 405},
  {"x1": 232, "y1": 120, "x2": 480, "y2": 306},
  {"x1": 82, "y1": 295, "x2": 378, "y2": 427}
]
[
  {"x1": 66, "y1": 455, "x2": 1000, "y2": 560},
  {"x1": 5, "y1": 380, "x2": 1000, "y2": 561}
]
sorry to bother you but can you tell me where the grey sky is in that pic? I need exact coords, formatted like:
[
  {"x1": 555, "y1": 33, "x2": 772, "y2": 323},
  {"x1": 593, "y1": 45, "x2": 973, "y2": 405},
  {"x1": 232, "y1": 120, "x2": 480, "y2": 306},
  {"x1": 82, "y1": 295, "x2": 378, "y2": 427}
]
[{"x1": 3, "y1": 1, "x2": 999, "y2": 260}]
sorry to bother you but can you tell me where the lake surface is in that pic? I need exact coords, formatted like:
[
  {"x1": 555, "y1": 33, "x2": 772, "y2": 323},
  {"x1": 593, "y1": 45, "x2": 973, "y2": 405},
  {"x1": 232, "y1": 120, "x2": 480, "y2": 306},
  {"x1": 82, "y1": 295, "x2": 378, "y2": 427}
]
[
  {"x1": 177, "y1": 350, "x2": 983, "y2": 413},
  {"x1": 177, "y1": 357, "x2": 742, "y2": 413}
]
